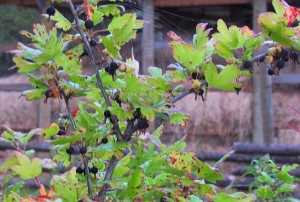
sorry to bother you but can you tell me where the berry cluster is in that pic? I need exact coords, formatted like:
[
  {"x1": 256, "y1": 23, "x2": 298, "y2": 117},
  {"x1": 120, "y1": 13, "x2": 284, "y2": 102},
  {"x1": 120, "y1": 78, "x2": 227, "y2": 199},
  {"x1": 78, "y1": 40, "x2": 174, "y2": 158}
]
[
  {"x1": 132, "y1": 108, "x2": 149, "y2": 133},
  {"x1": 76, "y1": 165, "x2": 98, "y2": 175},
  {"x1": 265, "y1": 47, "x2": 299, "y2": 76},
  {"x1": 105, "y1": 61, "x2": 119, "y2": 79}
]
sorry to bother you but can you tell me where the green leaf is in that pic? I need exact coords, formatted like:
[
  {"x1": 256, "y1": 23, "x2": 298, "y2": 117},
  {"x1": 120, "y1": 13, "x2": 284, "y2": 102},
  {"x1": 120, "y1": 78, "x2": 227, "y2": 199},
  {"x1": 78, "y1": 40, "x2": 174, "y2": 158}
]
[
  {"x1": 258, "y1": 12, "x2": 294, "y2": 47},
  {"x1": 11, "y1": 152, "x2": 42, "y2": 180},
  {"x1": 50, "y1": 134, "x2": 82, "y2": 145},
  {"x1": 102, "y1": 36, "x2": 121, "y2": 59},
  {"x1": 92, "y1": 143, "x2": 130, "y2": 160},
  {"x1": 188, "y1": 195, "x2": 203, "y2": 202},
  {"x1": 44, "y1": 9, "x2": 71, "y2": 31},
  {"x1": 141, "y1": 107, "x2": 156, "y2": 121},
  {"x1": 51, "y1": 168, "x2": 84, "y2": 202},
  {"x1": 169, "y1": 112, "x2": 189, "y2": 127},
  {"x1": 108, "y1": 13, "x2": 144, "y2": 46},
  {"x1": 10, "y1": 42, "x2": 42, "y2": 59},
  {"x1": 213, "y1": 192, "x2": 256, "y2": 202},
  {"x1": 275, "y1": 183, "x2": 294, "y2": 196},
  {"x1": 13, "y1": 57, "x2": 41, "y2": 73},
  {"x1": 113, "y1": 166, "x2": 130, "y2": 178},
  {"x1": 0, "y1": 156, "x2": 17, "y2": 173},
  {"x1": 5, "y1": 182, "x2": 24, "y2": 196},
  {"x1": 193, "y1": 158, "x2": 223, "y2": 183},
  {"x1": 277, "y1": 164, "x2": 298, "y2": 182},
  {"x1": 213, "y1": 19, "x2": 247, "y2": 50},
  {"x1": 27, "y1": 74, "x2": 47, "y2": 88},
  {"x1": 148, "y1": 66, "x2": 163, "y2": 79},
  {"x1": 40, "y1": 123, "x2": 59, "y2": 139},
  {"x1": 123, "y1": 168, "x2": 144, "y2": 199},
  {"x1": 214, "y1": 42, "x2": 238, "y2": 63},
  {"x1": 20, "y1": 23, "x2": 48, "y2": 47},
  {"x1": 169, "y1": 38, "x2": 205, "y2": 71},
  {"x1": 204, "y1": 62, "x2": 241, "y2": 91},
  {"x1": 65, "y1": 43, "x2": 84, "y2": 60},
  {"x1": 21, "y1": 88, "x2": 48, "y2": 101},
  {"x1": 273, "y1": 0, "x2": 285, "y2": 16},
  {"x1": 193, "y1": 23, "x2": 212, "y2": 48},
  {"x1": 257, "y1": 185, "x2": 274, "y2": 199},
  {"x1": 109, "y1": 101, "x2": 134, "y2": 121}
]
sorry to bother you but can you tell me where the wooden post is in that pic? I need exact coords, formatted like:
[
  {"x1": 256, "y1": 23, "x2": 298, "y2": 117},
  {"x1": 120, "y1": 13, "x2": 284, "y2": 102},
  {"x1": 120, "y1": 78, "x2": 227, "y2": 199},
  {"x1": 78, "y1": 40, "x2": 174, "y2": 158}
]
[
  {"x1": 252, "y1": 0, "x2": 274, "y2": 143},
  {"x1": 141, "y1": 0, "x2": 155, "y2": 75}
]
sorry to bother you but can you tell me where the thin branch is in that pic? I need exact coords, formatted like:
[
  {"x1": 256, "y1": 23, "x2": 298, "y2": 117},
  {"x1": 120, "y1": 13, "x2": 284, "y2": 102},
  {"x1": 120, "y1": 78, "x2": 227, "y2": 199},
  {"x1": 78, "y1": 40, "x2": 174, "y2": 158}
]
[
  {"x1": 98, "y1": 156, "x2": 118, "y2": 201},
  {"x1": 62, "y1": 93, "x2": 76, "y2": 129},
  {"x1": 62, "y1": 93, "x2": 92, "y2": 197},
  {"x1": 252, "y1": 52, "x2": 268, "y2": 63},
  {"x1": 67, "y1": 0, "x2": 109, "y2": 106},
  {"x1": 170, "y1": 88, "x2": 194, "y2": 103},
  {"x1": 67, "y1": 0, "x2": 124, "y2": 143}
]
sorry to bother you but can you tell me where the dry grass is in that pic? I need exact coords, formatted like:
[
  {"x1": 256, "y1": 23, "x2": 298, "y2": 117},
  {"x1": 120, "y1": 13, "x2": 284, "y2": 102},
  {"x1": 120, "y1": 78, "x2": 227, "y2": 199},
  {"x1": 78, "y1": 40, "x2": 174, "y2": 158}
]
[{"x1": 2, "y1": 75, "x2": 300, "y2": 152}]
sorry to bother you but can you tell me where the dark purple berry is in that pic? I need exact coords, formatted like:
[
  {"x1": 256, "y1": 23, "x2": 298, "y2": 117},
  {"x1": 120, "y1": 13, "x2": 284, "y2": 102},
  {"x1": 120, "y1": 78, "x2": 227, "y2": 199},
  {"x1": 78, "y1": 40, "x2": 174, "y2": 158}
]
[
  {"x1": 276, "y1": 60, "x2": 285, "y2": 69},
  {"x1": 110, "y1": 62, "x2": 119, "y2": 70},
  {"x1": 191, "y1": 72, "x2": 198, "y2": 80},
  {"x1": 101, "y1": 137, "x2": 108, "y2": 144},
  {"x1": 76, "y1": 167, "x2": 84, "y2": 174},
  {"x1": 198, "y1": 88, "x2": 204, "y2": 96},
  {"x1": 79, "y1": 146, "x2": 87, "y2": 154},
  {"x1": 89, "y1": 38, "x2": 97, "y2": 46},
  {"x1": 133, "y1": 108, "x2": 141, "y2": 119},
  {"x1": 115, "y1": 95, "x2": 121, "y2": 107},
  {"x1": 242, "y1": 60, "x2": 251, "y2": 69},
  {"x1": 274, "y1": 52, "x2": 281, "y2": 60},
  {"x1": 104, "y1": 110, "x2": 111, "y2": 118},
  {"x1": 280, "y1": 49, "x2": 288, "y2": 58},
  {"x1": 289, "y1": 50, "x2": 299, "y2": 62},
  {"x1": 282, "y1": 56, "x2": 289, "y2": 62},
  {"x1": 105, "y1": 65, "x2": 116, "y2": 77},
  {"x1": 90, "y1": 166, "x2": 98, "y2": 174},
  {"x1": 66, "y1": 146, "x2": 75, "y2": 155},
  {"x1": 46, "y1": 6, "x2": 55, "y2": 16},
  {"x1": 137, "y1": 118, "x2": 149, "y2": 130},
  {"x1": 84, "y1": 19, "x2": 94, "y2": 29},
  {"x1": 268, "y1": 68, "x2": 275, "y2": 76},
  {"x1": 234, "y1": 87, "x2": 242, "y2": 95},
  {"x1": 57, "y1": 125, "x2": 66, "y2": 136}
]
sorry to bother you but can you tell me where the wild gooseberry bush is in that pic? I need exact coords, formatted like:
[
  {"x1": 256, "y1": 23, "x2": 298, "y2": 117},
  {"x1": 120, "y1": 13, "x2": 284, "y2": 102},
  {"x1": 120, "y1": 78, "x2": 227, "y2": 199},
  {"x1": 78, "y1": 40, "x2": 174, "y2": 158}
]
[{"x1": 0, "y1": 0, "x2": 300, "y2": 201}]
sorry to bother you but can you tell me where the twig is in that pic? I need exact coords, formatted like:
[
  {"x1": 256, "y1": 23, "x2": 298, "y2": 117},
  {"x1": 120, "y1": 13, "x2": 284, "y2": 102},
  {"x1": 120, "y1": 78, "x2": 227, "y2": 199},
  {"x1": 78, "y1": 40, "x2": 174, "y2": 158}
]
[
  {"x1": 62, "y1": 93, "x2": 76, "y2": 129},
  {"x1": 62, "y1": 92, "x2": 92, "y2": 197},
  {"x1": 252, "y1": 52, "x2": 268, "y2": 63},
  {"x1": 98, "y1": 156, "x2": 118, "y2": 201},
  {"x1": 67, "y1": 0, "x2": 124, "y2": 143},
  {"x1": 67, "y1": 1, "x2": 126, "y2": 200},
  {"x1": 170, "y1": 88, "x2": 194, "y2": 103}
]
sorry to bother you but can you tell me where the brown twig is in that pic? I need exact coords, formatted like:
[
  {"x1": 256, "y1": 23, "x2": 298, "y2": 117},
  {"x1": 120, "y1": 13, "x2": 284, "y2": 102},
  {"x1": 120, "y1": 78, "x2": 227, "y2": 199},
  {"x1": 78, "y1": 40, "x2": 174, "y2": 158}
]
[
  {"x1": 67, "y1": 0, "x2": 124, "y2": 143},
  {"x1": 67, "y1": 1, "x2": 127, "y2": 200},
  {"x1": 62, "y1": 92, "x2": 93, "y2": 197}
]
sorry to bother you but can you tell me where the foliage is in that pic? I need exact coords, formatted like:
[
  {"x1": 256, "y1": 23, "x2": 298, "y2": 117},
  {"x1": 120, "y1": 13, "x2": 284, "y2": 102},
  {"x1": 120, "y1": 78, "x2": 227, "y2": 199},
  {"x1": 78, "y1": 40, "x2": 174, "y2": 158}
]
[
  {"x1": 0, "y1": 0, "x2": 300, "y2": 201},
  {"x1": 243, "y1": 155, "x2": 298, "y2": 202}
]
